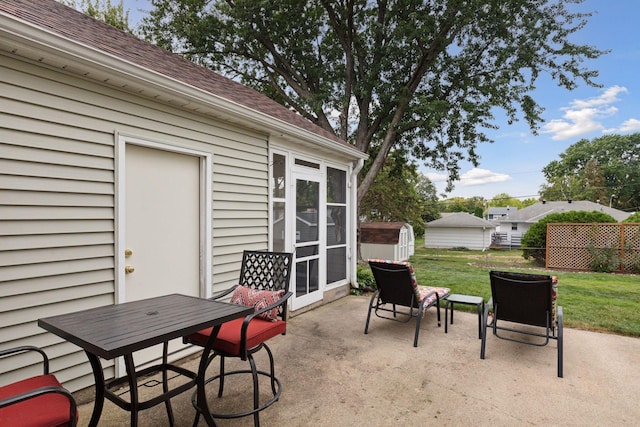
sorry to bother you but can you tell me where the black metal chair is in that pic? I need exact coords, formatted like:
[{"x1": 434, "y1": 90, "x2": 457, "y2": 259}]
[
  {"x1": 481, "y1": 270, "x2": 564, "y2": 377},
  {"x1": 0, "y1": 345, "x2": 78, "y2": 426},
  {"x1": 364, "y1": 259, "x2": 451, "y2": 347},
  {"x1": 185, "y1": 250, "x2": 293, "y2": 426}
]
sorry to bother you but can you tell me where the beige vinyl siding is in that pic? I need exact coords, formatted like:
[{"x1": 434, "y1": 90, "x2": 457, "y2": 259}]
[
  {"x1": 0, "y1": 54, "x2": 269, "y2": 391},
  {"x1": 424, "y1": 228, "x2": 493, "y2": 250}
]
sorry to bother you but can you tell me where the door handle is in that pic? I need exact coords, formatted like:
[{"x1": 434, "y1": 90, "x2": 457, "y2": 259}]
[{"x1": 125, "y1": 265, "x2": 135, "y2": 274}]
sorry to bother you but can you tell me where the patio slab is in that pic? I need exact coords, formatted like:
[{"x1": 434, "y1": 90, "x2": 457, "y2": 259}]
[{"x1": 77, "y1": 295, "x2": 640, "y2": 426}]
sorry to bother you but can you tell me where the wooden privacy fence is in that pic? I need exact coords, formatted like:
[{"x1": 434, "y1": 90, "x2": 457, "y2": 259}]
[{"x1": 547, "y1": 223, "x2": 640, "y2": 272}]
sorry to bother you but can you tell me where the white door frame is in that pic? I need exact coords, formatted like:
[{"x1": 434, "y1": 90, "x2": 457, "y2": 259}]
[
  {"x1": 115, "y1": 135, "x2": 213, "y2": 302},
  {"x1": 290, "y1": 165, "x2": 325, "y2": 310}
]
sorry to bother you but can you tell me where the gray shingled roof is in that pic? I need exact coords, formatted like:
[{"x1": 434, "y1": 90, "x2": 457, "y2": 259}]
[
  {"x1": 499, "y1": 200, "x2": 631, "y2": 223},
  {"x1": 488, "y1": 207, "x2": 518, "y2": 216},
  {"x1": 426, "y1": 212, "x2": 496, "y2": 228},
  {"x1": 0, "y1": 0, "x2": 360, "y2": 154}
]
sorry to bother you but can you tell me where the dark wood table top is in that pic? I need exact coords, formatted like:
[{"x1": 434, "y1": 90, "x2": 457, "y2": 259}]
[{"x1": 38, "y1": 294, "x2": 252, "y2": 359}]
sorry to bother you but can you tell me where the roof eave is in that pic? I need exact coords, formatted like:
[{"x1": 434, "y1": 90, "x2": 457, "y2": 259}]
[{"x1": 0, "y1": 12, "x2": 366, "y2": 160}]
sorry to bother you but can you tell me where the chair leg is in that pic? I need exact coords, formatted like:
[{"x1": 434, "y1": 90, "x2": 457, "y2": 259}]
[
  {"x1": 413, "y1": 308, "x2": 423, "y2": 347},
  {"x1": 557, "y1": 306, "x2": 564, "y2": 378},
  {"x1": 480, "y1": 304, "x2": 490, "y2": 359},
  {"x1": 248, "y1": 354, "x2": 261, "y2": 427},
  {"x1": 364, "y1": 291, "x2": 378, "y2": 334},
  {"x1": 264, "y1": 344, "x2": 278, "y2": 395}
]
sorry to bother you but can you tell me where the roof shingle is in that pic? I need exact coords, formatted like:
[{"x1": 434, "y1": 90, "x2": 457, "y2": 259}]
[{"x1": 1, "y1": 0, "x2": 357, "y2": 151}]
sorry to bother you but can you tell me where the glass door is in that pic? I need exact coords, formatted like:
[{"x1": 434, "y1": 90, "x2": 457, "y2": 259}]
[{"x1": 291, "y1": 170, "x2": 324, "y2": 309}]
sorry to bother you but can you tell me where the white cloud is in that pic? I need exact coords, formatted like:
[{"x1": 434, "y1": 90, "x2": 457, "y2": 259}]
[
  {"x1": 458, "y1": 168, "x2": 511, "y2": 186},
  {"x1": 571, "y1": 86, "x2": 627, "y2": 108},
  {"x1": 423, "y1": 168, "x2": 511, "y2": 187},
  {"x1": 618, "y1": 118, "x2": 640, "y2": 132},
  {"x1": 541, "y1": 86, "x2": 639, "y2": 140},
  {"x1": 424, "y1": 172, "x2": 449, "y2": 184}
]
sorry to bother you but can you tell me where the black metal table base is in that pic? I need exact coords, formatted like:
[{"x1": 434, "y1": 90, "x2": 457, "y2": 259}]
[{"x1": 87, "y1": 342, "x2": 198, "y2": 427}]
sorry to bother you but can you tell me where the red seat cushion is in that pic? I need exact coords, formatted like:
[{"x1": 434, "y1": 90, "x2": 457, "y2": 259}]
[
  {"x1": 186, "y1": 317, "x2": 287, "y2": 355},
  {"x1": 0, "y1": 374, "x2": 74, "y2": 427}
]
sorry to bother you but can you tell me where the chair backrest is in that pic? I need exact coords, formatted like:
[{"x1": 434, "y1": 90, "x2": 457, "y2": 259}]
[
  {"x1": 238, "y1": 250, "x2": 293, "y2": 318},
  {"x1": 368, "y1": 260, "x2": 418, "y2": 307},
  {"x1": 489, "y1": 270, "x2": 553, "y2": 327}
]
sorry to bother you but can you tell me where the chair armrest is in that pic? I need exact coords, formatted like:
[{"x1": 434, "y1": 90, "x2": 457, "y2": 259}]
[
  {"x1": 239, "y1": 291, "x2": 293, "y2": 357},
  {"x1": 209, "y1": 285, "x2": 237, "y2": 301},
  {"x1": 242, "y1": 291, "x2": 293, "y2": 325},
  {"x1": 485, "y1": 297, "x2": 494, "y2": 309},
  {"x1": 0, "y1": 384, "x2": 76, "y2": 409},
  {"x1": 0, "y1": 385, "x2": 78, "y2": 427},
  {"x1": 483, "y1": 298, "x2": 494, "y2": 326},
  {"x1": 0, "y1": 346, "x2": 49, "y2": 374}
]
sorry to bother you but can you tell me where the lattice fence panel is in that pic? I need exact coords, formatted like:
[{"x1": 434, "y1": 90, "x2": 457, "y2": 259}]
[
  {"x1": 547, "y1": 223, "x2": 640, "y2": 272},
  {"x1": 622, "y1": 224, "x2": 640, "y2": 273}
]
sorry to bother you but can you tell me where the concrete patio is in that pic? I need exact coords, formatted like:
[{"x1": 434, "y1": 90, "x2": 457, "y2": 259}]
[{"x1": 76, "y1": 295, "x2": 640, "y2": 426}]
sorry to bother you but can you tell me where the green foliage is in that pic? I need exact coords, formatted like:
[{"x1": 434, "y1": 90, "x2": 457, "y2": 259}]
[
  {"x1": 540, "y1": 134, "x2": 640, "y2": 211},
  {"x1": 586, "y1": 242, "x2": 623, "y2": 273},
  {"x1": 440, "y1": 196, "x2": 487, "y2": 215},
  {"x1": 359, "y1": 151, "x2": 431, "y2": 236},
  {"x1": 623, "y1": 212, "x2": 640, "y2": 223},
  {"x1": 141, "y1": 0, "x2": 605, "y2": 204},
  {"x1": 61, "y1": 0, "x2": 133, "y2": 32},
  {"x1": 353, "y1": 265, "x2": 376, "y2": 295},
  {"x1": 488, "y1": 193, "x2": 538, "y2": 209},
  {"x1": 521, "y1": 211, "x2": 617, "y2": 265}
]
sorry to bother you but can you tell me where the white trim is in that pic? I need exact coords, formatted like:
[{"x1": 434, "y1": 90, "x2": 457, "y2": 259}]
[{"x1": 324, "y1": 163, "x2": 350, "y2": 291}]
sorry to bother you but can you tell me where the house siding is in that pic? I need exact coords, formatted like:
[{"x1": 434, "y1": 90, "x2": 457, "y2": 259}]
[
  {"x1": 425, "y1": 228, "x2": 492, "y2": 250},
  {"x1": 0, "y1": 54, "x2": 269, "y2": 390}
]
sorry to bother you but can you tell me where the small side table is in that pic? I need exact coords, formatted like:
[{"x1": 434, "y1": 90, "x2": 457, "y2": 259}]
[{"x1": 444, "y1": 294, "x2": 484, "y2": 339}]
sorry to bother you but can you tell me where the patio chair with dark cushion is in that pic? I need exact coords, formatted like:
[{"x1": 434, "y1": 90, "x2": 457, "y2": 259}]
[
  {"x1": 364, "y1": 259, "x2": 451, "y2": 347},
  {"x1": 481, "y1": 270, "x2": 563, "y2": 377},
  {"x1": 184, "y1": 250, "x2": 293, "y2": 426},
  {"x1": 0, "y1": 345, "x2": 78, "y2": 427}
]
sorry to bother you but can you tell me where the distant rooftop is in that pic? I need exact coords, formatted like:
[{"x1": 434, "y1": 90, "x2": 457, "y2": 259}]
[{"x1": 498, "y1": 200, "x2": 631, "y2": 223}]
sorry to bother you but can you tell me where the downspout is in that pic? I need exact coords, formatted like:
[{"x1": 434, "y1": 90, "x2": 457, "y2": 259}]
[{"x1": 350, "y1": 158, "x2": 365, "y2": 288}]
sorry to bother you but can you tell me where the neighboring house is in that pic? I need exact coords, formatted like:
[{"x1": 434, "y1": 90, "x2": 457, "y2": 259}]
[
  {"x1": 0, "y1": 0, "x2": 366, "y2": 392},
  {"x1": 496, "y1": 200, "x2": 632, "y2": 247},
  {"x1": 425, "y1": 213, "x2": 496, "y2": 250},
  {"x1": 487, "y1": 206, "x2": 518, "y2": 222},
  {"x1": 360, "y1": 222, "x2": 415, "y2": 262}
]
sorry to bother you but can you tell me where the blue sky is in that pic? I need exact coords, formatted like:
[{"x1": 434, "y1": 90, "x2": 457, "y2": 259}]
[{"x1": 123, "y1": 1, "x2": 640, "y2": 202}]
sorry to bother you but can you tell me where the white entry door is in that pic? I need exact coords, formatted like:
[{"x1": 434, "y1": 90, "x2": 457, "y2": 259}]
[
  {"x1": 290, "y1": 169, "x2": 324, "y2": 309},
  {"x1": 119, "y1": 140, "x2": 209, "y2": 368}
]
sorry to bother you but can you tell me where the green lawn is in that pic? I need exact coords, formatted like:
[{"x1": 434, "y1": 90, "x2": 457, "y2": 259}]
[{"x1": 361, "y1": 241, "x2": 640, "y2": 337}]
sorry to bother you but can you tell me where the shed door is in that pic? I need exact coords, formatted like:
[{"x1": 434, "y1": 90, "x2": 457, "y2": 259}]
[{"x1": 120, "y1": 142, "x2": 203, "y2": 368}]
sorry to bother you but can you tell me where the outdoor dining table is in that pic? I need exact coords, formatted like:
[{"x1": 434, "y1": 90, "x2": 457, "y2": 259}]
[{"x1": 38, "y1": 293, "x2": 253, "y2": 427}]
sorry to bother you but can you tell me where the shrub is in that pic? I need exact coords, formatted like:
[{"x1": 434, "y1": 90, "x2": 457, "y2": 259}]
[
  {"x1": 623, "y1": 212, "x2": 640, "y2": 223},
  {"x1": 353, "y1": 265, "x2": 376, "y2": 295},
  {"x1": 586, "y1": 242, "x2": 623, "y2": 272},
  {"x1": 521, "y1": 210, "x2": 617, "y2": 265}
]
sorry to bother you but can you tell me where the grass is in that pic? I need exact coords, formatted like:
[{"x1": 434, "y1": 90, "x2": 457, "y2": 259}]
[{"x1": 362, "y1": 240, "x2": 640, "y2": 337}]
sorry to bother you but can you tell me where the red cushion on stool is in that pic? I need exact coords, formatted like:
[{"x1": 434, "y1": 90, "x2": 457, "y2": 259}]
[
  {"x1": 187, "y1": 317, "x2": 287, "y2": 355},
  {"x1": 0, "y1": 374, "x2": 74, "y2": 427}
]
